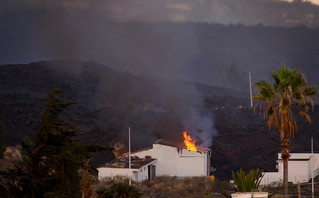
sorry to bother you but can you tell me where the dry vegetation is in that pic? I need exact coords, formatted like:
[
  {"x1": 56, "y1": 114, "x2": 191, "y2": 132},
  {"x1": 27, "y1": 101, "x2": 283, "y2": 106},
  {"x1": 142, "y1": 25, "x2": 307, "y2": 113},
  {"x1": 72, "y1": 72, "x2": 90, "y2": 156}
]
[
  {"x1": 263, "y1": 181, "x2": 319, "y2": 197},
  {"x1": 92, "y1": 176, "x2": 319, "y2": 198},
  {"x1": 0, "y1": 146, "x2": 22, "y2": 172},
  {"x1": 93, "y1": 176, "x2": 234, "y2": 198}
]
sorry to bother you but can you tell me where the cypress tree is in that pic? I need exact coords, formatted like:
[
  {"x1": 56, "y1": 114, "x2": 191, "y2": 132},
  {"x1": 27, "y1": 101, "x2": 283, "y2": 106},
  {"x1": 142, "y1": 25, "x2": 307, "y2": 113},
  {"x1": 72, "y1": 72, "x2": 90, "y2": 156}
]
[
  {"x1": 0, "y1": 120, "x2": 6, "y2": 159},
  {"x1": 1, "y1": 88, "x2": 107, "y2": 197}
]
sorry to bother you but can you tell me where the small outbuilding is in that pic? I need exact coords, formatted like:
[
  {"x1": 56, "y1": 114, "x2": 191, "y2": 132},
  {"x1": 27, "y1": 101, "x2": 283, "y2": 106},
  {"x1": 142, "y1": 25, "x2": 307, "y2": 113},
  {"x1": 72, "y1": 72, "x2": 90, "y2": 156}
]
[{"x1": 98, "y1": 157, "x2": 157, "y2": 182}]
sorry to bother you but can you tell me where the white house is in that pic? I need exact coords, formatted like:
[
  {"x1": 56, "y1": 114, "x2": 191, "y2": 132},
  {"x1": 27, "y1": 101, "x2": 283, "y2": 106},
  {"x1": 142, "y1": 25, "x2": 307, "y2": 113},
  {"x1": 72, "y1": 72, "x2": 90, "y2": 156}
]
[
  {"x1": 98, "y1": 157, "x2": 157, "y2": 182},
  {"x1": 133, "y1": 139, "x2": 211, "y2": 177},
  {"x1": 261, "y1": 153, "x2": 319, "y2": 185},
  {"x1": 98, "y1": 139, "x2": 211, "y2": 182}
]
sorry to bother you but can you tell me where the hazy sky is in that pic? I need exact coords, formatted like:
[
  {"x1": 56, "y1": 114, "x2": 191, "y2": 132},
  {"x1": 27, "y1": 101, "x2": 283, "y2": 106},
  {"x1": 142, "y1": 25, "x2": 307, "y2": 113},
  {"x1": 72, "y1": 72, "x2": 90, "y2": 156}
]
[
  {"x1": 283, "y1": 0, "x2": 319, "y2": 5},
  {"x1": 1, "y1": 0, "x2": 319, "y2": 83},
  {"x1": 2, "y1": 0, "x2": 319, "y2": 25}
]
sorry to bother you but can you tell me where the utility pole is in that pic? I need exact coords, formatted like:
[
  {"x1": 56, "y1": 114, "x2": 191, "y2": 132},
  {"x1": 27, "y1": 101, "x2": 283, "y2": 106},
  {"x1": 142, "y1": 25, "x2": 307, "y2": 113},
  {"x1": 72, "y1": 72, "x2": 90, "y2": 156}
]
[
  {"x1": 129, "y1": 127, "x2": 131, "y2": 185},
  {"x1": 249, "y1": 72, "x2": 253, "y2": 108},
  {"x1": 311, "y1": 137, "x2": 314, "y2": 198}
]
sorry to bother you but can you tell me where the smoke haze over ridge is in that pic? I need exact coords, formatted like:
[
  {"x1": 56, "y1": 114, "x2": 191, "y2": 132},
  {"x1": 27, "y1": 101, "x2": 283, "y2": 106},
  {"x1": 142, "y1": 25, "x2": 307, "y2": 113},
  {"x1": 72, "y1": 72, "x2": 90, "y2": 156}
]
[
  {"x1": 1, "y1": 0, "x2": 319, "y2": 83},
  {"x1": 1, "y1": 0, "x2": 319, "y2": 147}
]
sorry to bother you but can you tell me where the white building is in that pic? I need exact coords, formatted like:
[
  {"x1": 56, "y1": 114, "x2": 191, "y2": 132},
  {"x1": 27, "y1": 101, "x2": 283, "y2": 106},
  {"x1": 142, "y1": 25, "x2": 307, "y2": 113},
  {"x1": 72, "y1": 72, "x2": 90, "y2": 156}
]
[
  {"x1": 133, "y1": 139, "x2": 211, "y2": 177},
  {"x1": 98, "y1": 139, "x2": 211, "y2": 182},
  {"x1": 98, "y1": 158, "x2": 157, "y2": 182},
  {"x1": 261, "y1": 153, "x2": 319, "y2": 185}
]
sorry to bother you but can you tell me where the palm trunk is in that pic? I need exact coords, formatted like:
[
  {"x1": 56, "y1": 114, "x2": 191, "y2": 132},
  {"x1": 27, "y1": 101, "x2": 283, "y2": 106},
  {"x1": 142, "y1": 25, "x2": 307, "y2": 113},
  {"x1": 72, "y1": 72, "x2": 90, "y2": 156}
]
[
  {"x1": 283, "y1": 159, "x2": 288, "y2": 196},
  {"x1": 281, "y1": 133, "x2": 291, "y2": 197},
  {"x1": 280, "y1": 113, "x2": 291, "y2": 197}
]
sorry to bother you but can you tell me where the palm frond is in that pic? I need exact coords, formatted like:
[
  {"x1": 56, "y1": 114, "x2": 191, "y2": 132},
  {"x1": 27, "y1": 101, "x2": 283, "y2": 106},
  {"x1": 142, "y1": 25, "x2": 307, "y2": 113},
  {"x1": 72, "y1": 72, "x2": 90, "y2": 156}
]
[
  {"x1": 303, "y1": 86, "x2": 318, "y2": 97},
  {"x1": 254, "y1": 79, "x2": 275, "y2": 101},
  {"x1": 299, "y1": 111, "x2": 312, "y2": 123},
  {"x1": 254, "y1": 65, "x2": 317, "y2": 137}
]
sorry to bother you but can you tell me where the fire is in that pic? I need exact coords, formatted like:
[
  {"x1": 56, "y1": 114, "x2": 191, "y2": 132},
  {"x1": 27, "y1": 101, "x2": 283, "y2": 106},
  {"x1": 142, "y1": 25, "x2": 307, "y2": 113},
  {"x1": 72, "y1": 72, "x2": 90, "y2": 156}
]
[{"x1": 182, "y1": 131, "x2": 198, "y2": 151}]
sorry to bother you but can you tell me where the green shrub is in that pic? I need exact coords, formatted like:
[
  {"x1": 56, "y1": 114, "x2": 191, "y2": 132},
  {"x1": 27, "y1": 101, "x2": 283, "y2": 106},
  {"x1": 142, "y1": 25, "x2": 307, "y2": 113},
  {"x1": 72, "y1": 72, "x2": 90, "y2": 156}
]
[
  {"x1": 232, "y1": 168, "x2": 264, "y2": 192},
  {"x1": 288, "y1": 182, "x2": 295, "y2": 194},
  {"x1": 98, "y1": 183, "x2": 142, "y2": 198}
]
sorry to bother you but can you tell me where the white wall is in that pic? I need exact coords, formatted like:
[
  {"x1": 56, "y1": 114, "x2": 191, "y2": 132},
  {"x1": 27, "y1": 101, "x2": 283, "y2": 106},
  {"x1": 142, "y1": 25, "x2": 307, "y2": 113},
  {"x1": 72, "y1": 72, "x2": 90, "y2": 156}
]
[
  {"x1": 288, "y1": 161, "x2": 309, "y2": 183},
  {"x1": 135, "y1": 165, "x2": 149, "y2": 182},
  {"x1": 261, "y1": 153, "x2": 319, "y2": 185},
  {"x1": 133, "y1": 143, "x2": 210, "y2": 177},
  {"x1": 98, "y1": 167, "x2": 136, "y2": 180},
  {"x1": 98, "y1": 163, "x2": 152, "y2": 182},
  {"x1": 261, "y1": 172, "x2": 282, "y2": 185}
]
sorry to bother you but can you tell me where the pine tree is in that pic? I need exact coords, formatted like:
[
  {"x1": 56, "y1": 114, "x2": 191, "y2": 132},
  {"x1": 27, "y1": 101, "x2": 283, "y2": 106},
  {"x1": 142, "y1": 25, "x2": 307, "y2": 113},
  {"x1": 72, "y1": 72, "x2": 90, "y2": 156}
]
[
  {"x1": 0, "y1": 120, "x2": 6, "y2": 159},
  {"x1": 1, "y1": 88, "x2": 107, "y2": 197}
]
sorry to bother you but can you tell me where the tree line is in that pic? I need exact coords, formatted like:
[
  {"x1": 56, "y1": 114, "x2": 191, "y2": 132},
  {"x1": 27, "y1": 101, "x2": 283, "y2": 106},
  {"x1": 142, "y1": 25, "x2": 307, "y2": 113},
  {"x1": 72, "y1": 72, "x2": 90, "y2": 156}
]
[{"x1": 0, "y1": 88, "x2": 108, "y2": 198}]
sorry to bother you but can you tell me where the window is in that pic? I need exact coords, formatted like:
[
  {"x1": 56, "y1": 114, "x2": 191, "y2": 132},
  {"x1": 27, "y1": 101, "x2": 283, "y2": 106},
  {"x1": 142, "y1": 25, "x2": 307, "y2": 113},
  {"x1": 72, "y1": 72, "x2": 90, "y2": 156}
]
[{"x1": 148, "y1": 165, "x2": 156, "y2": 180}]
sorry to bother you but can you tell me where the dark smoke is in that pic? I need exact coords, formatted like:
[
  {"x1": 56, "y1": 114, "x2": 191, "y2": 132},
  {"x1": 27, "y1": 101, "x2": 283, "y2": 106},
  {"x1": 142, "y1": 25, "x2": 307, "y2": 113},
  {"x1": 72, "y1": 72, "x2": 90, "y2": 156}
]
[
  {"x1": 1, "y1": 0, "x2": 319, "y2": 148},
  {"x1": 91, "y1": 69, "x2": 218, "y2": 148},
  {"x1": 1, "y1": 0, "x2": 319, "y2": 85}
]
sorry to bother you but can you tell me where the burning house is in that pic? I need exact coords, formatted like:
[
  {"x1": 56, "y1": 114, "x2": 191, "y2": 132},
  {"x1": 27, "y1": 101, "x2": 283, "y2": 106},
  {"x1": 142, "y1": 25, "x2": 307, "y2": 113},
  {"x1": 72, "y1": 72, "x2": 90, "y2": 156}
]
[
  {"x1": 133, "y1": 139, "x2": 211, "y2": 177},
  {"x1": 98, "y1": 132, "x2": 212, "y2": 182}
]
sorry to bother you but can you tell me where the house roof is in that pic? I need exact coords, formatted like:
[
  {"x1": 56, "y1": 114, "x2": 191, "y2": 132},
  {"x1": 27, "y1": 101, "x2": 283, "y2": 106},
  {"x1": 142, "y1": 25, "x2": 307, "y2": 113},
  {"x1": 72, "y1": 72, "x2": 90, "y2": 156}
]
[
  {"x1": 154, "y1": 139, "x2": 211, "y2": 152},
  {"x1": 277, "y1": 158, "x2": 310, "y2": 162},
  {"x1": 289, "y1": 159, "x2": 310, "y2": 161},
  {"x1": 103, "y1": 157, "x2": 156, "y2": 169},
  {"x1": 131, "y1": 146, "x2": 152, "y2": 154}
]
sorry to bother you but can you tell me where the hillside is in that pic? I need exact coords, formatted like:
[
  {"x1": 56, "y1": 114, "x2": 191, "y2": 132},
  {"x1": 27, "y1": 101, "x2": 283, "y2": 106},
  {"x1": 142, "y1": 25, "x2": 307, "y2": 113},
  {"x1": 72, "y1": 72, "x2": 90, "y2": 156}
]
[
  {"x1": 1, "y1": 60, "x2": 319, "y2": 180},
  {"x1": 2, "y1": 21, "x2": 319, "y2": 94}
]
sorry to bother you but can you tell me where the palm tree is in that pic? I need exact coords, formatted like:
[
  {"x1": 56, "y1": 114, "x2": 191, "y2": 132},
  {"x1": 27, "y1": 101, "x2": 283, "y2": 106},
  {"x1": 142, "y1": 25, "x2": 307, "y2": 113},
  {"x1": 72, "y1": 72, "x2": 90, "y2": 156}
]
[{"x1": 254, "y1": 65, "x2": 317, "y2": 196}]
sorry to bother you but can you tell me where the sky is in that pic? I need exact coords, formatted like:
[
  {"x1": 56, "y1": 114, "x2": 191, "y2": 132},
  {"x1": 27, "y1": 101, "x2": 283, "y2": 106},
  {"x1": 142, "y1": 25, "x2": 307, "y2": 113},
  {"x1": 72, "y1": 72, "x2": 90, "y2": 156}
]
[
  {"x1": 1, "y1": 0, "x2": 319, "y2": 65},
  {"x1": 1, "y1": 0, "x2": 318, "y2": 85},
  {"x1": 284, "y1": 0, "x2": 319, "y2": 5},
  {"x1": 1, "y1": 0, "x2": 319, "y2": 82},
  {"x1": 2, "y1": 0, "x2": 318, "y2": 23},
  {"x1": 0, "y1": 0, "x2": 319, "y2": 80}
]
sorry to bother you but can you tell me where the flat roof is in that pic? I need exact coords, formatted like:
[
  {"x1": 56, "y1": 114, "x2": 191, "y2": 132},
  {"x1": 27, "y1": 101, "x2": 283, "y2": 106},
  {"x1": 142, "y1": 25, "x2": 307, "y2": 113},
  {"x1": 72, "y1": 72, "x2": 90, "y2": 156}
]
[
  {"x1": 277, "y1": 158, "x2": 310, "y2": 162},
  {"x1": 104, "y1": 158, "x2": 156, "y2": 169}
]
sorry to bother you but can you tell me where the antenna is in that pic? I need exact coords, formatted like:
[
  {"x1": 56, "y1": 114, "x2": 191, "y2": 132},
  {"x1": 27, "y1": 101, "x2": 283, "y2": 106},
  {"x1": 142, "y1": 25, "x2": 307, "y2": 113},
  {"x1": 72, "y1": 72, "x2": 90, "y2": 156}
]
[{"x1": 249, "y1": 72, "x2": 253, "y2": 108}]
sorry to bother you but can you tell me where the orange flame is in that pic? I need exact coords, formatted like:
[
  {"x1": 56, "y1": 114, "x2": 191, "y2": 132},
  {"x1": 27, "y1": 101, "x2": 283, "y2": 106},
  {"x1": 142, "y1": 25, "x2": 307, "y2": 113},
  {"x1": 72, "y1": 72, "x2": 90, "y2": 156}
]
[{"x1": 182, "y1": 131, "x2": 198, "y2": 151}]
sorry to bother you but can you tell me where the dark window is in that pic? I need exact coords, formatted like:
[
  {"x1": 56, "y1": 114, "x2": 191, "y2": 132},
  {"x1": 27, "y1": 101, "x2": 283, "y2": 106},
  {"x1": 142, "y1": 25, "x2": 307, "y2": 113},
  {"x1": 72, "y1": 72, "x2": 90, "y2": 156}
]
[{"x1": 148, "y1": 165, "x2": 156, "y2": 180}]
